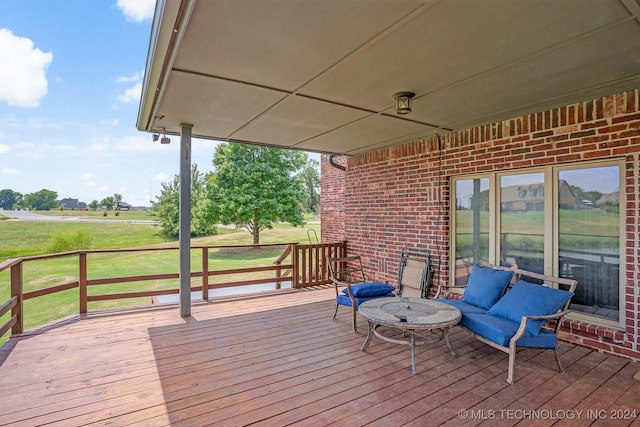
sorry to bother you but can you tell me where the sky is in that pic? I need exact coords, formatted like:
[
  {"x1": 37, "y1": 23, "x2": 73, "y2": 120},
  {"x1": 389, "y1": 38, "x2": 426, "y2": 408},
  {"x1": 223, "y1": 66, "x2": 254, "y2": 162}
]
[{"x1": 0, "y1": 0, "x2": 308, "y2": 208}]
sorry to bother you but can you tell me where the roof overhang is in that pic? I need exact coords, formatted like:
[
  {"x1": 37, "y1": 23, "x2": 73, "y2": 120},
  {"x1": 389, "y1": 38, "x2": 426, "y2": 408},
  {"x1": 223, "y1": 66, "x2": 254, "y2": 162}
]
[{"x1": 137, "y1": 0, "x2": 640, "y2": 156}]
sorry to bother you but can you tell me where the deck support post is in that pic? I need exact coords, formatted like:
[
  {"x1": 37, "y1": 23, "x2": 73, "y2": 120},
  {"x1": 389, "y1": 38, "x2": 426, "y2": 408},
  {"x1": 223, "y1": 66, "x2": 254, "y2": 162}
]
[{"x1": 179, "y1": 123, "x2": 193, "y2": 317}]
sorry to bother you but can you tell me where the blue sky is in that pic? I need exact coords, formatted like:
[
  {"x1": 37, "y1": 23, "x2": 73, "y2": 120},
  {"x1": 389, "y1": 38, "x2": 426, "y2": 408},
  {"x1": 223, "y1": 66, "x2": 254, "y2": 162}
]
[{"x1": 0, "y1": 0, "x2": 267, "y2": 207}]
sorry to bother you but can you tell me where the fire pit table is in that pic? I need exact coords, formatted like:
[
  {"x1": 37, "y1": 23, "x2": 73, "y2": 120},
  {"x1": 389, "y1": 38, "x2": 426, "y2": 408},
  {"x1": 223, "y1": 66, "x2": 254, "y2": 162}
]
[{"x1": 358, "y1": 297, "x2": 462, "y2": 374}]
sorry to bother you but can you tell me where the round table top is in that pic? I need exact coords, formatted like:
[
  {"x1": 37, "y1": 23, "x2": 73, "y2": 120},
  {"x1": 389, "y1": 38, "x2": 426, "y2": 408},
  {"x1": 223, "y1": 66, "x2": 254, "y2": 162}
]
[{"x1": 358, "y1": 297, "x2": 461, "y2": 328}]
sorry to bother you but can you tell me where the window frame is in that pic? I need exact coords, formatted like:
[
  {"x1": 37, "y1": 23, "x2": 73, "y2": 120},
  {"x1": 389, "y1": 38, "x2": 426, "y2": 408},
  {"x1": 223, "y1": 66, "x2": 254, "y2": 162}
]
[{"x1": 450, "y1": 158, "x2": 625, "y2": 329}]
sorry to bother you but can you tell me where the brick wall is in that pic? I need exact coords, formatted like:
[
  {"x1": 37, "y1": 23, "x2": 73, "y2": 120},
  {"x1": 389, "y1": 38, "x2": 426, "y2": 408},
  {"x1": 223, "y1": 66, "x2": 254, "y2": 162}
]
[
  {"x1": 320, "y1": 155, "x2": 347, "y2": 243},
  {"x1": 321, "y1": 89, "x2": 640, "y2": 360}
]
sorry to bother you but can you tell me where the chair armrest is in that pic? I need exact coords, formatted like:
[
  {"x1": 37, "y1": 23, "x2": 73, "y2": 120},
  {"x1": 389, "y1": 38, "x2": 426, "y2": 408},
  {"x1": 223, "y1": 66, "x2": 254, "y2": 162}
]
[
  {"x1": 434, "y1": 284, "x2": 466, "y2": 298},
  {"x1": 511, "y1": 310, "x2": 570, "y2": 342}
]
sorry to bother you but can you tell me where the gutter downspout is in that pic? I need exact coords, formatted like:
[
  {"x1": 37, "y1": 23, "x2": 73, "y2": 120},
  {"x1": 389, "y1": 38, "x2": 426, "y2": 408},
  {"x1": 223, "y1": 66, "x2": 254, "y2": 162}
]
[{"x1": 327, "y1": 155, "x2": 346, "y2": 171}]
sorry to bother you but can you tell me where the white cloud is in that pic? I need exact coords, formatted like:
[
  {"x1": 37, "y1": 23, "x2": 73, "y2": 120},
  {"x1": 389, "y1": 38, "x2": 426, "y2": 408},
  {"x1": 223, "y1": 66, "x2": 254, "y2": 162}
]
[
  {"x1": 117, "y1": 69, "x2": 144, "y2": 83},
  {"x1": 81, "y1": 172, "x2": 97, "y2": 187},
  {"x1": 14, "y1": 142, "x2": 50, "y2": 159},
  {"x1": 2, "y1": 168, "x2": 18, "y2": 174},
  {"x1": 0, "y1": 29, "x2": 53, "y2": 107},
  {"x1": 116, "y1": 0, "x2": 155, "y2": 22},
  {"x1": 152, "y1": 172, "x2": 169, "y2": 182},
  {"x1": 119, "y1": 82, "x2": 142, "y2": 103},
  {"x1": 0, "y1": 144, "x2": 10, "y2": 154}
]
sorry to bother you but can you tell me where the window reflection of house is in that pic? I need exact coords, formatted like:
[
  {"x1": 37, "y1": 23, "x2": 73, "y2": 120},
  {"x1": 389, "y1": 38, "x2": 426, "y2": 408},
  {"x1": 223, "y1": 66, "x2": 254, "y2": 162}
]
[
  {"x1": 502, "y1": 180, "x2": 581, "y2": 212},
  {"x1": 596, "y1": 191, "x2": 619, "y2": 207},
  {"x1": 502, "y1": 183, "x2": 548, "y2": 212}
]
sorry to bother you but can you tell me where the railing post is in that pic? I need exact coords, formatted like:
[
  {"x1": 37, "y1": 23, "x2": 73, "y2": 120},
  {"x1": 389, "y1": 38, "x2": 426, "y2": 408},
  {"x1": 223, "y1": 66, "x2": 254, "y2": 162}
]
[
  {"x1": 291, "y1": 243, "x2": 299, "y2": 288},
  {"x1": 10, "y1": 260, "x2": 23, "y2": 334},
  {"x1": 274, "y1": 247, "x2": 284, "y2": 290},
  {"x1": 79, "y1": 252, "x2": 87, "y2": 314},
  {"x1": 202, "y1": 247, "x2": 209, "y2": 301}
]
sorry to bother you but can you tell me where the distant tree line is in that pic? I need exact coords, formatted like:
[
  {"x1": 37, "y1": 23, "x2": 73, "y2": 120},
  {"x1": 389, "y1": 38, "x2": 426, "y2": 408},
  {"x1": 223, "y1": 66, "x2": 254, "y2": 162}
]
[{"x1": 0, "y1": 188, "x2": 129, "y2": 212}]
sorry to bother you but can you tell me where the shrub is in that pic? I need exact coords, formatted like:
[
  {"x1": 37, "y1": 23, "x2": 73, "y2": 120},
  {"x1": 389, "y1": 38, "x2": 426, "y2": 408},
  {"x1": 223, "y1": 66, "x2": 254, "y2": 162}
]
[{"x1": 48, "y1": 230, "x2": 93, "y2": 253}]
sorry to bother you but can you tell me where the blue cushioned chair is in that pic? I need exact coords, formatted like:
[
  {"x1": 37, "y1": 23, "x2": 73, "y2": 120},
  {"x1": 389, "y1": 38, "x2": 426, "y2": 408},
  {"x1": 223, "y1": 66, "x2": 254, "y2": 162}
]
[{"x1": 328, "y1": 255, "x2": 395, "y2": 332}]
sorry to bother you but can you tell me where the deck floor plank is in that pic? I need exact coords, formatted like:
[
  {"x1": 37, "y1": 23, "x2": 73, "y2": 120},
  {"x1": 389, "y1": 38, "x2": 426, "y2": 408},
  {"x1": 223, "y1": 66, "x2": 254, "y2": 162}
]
[{"x1": 1, "y1": 288, "x2": 638, "y2": 426}]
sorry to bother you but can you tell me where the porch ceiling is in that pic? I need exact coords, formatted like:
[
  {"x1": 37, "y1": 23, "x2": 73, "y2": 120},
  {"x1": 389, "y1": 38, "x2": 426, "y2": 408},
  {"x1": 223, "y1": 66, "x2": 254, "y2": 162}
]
[{"x1": 137, "y1": 0, "x2": 640, "y2": 156}]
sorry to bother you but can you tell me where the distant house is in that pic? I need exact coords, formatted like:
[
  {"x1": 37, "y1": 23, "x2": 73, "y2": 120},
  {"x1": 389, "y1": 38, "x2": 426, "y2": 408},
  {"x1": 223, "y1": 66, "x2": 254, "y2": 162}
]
[{"x1": 59, "y1": 198, "x2": 79, "y2": 210}]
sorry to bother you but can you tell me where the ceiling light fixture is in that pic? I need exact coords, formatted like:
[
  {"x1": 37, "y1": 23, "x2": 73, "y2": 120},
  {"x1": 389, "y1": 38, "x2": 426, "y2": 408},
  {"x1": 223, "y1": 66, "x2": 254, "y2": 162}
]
[{"x1": 394, "y1": 91, "x2": 415, "y2": 115}]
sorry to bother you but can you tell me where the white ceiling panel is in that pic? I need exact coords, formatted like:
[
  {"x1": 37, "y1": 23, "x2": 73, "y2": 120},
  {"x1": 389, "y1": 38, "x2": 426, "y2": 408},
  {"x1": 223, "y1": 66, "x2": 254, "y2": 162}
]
[
  {"x1": 231, "y1": 95, "x2": 371, "y2": 148},
  {"x1": 413, "y1": 20, "x2": 640, "y2": 129},
  {"x1": 174, "y1": 0, "x2": 425, "y2": 91},
  {"x1": 299, "y1": 0, "x2": 633, "y2": 112},
  {"x1": 296, "y1": 114, "x2": 436, "y2": 154},
  {"x1": 156, "y1": 71, "x2": 286, "y2": 139},
  {"x1": 139, "y1": 0, "x2": 640, "y2": 156}
]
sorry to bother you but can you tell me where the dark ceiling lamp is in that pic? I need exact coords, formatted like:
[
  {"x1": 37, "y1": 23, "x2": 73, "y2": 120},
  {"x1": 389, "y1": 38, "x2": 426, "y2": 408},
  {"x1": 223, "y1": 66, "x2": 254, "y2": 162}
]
[{"x1": 394, "y1": 91, "x2": 415, "y2": 115}]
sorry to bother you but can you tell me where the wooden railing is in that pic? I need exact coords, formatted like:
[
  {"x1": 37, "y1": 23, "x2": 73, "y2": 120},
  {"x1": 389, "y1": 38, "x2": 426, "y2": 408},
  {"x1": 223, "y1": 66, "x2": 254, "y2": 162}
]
[{"x1": 0, "y1": 241, "x2": 347, "y2": 341}]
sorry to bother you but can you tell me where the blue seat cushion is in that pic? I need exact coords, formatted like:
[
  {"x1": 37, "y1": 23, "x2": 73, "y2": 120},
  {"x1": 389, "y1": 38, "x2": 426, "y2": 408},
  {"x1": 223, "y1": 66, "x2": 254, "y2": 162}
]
[
  {"x1": 461, "y1": 313, "x2": 557, "y2": 348},
  {"x1": 433, "y1": 298, "x2": 489, "y2": 315},
  {"x1": 488, "y1": 280, "x2": 574, "y2": 336},
  {"x1": 462, "y1": 264, "x2": 514, "y2": 310},
  {"x1": 336, "y1": 293, "x2": 394, "y2": 308},
  {"x1": 341, "y1": 282, "x2": 395, "y2": 298}
]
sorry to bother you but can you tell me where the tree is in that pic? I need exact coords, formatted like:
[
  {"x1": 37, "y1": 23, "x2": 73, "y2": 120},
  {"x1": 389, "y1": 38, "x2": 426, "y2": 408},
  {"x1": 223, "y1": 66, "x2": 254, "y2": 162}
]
[
  {"x1": 23, "y1": 189, "x2": 58, "y2": 210},
  {"x1": 152, "y1": 164, "x2": 216, "y2": 238},
  {"x1": 205, "y1": 143, "x2": 306, "y2": 244},
  {"x1": 113, "y1": 193, "x2": 123, "y2": 210},
  {"x1": 100, "y1": 196, "x2": 116, "y2": 210},
  {"x1": 298, "y1": 159, "x2": 320, "y2": 214},
  {"x1": 0, "y1": 189, "x2": 22, "y2": 209},
  {"x1": 88, "y1": 200, "x2": 99, "y2": 211}
]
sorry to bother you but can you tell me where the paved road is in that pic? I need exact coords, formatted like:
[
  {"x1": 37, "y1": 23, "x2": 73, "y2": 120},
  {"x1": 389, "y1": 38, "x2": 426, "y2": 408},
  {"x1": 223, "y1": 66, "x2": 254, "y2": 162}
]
[{"x1": 0, "y1": 210, "x2": 157, "y2": 224}]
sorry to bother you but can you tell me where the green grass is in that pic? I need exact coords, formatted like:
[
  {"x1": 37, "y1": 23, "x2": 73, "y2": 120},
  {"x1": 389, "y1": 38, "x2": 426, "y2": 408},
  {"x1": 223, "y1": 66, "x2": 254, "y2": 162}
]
[
  {"x1": 0, "y1": 222, "x2": 320, "y2": 344},
  {"x1": 0, "y1": 220, "x2": 168, "y2": 260}
]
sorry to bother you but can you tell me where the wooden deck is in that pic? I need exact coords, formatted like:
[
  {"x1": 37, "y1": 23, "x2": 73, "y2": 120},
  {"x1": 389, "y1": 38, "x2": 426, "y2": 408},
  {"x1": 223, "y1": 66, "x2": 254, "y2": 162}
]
[{"x1": 1, "y1": 287, "x2": 638, "y2": 426}]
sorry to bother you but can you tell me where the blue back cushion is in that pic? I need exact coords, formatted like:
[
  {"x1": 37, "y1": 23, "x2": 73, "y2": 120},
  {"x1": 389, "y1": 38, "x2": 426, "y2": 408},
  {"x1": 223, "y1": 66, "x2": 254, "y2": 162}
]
[
  {"x1": 462, "y1": 264, "x2": 514, "y2": 310},
  {"x1": 488, "y1": 280, "x2": 574, "y2": 336},
  {"x1": 342, "y1": 282, "x2": 395, "y2": 298}
]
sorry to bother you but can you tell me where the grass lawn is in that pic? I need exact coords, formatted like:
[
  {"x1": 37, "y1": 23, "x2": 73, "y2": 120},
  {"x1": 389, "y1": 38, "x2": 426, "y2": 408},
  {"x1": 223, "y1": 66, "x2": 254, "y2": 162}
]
[
  {"x1": 1, "y1": 221, "x2": 321, "y2": 344},
  {"x1": 0, "y1": 219, "x2": 168, "y2": 260}
]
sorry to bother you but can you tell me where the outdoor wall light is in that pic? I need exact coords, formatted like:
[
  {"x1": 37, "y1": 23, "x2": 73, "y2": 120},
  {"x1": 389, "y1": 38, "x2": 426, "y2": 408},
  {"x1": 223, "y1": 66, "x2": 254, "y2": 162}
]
[
  {"x1": 154, "y1": 127, "x2": 170, "y2": 144},
  {"x1": 394, "y1": 91, "x2": 415, "y2": 115}
]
